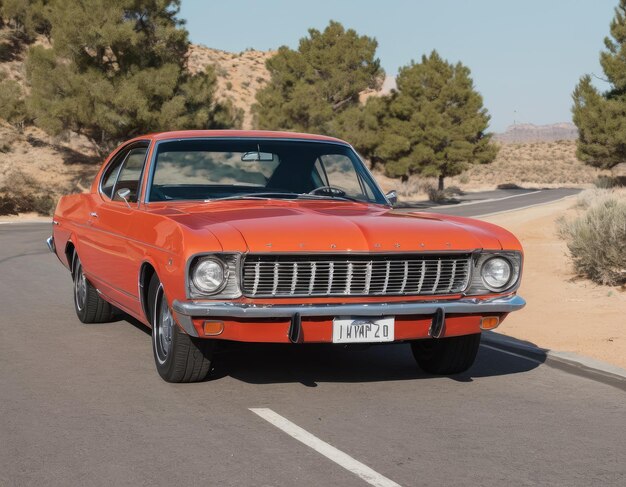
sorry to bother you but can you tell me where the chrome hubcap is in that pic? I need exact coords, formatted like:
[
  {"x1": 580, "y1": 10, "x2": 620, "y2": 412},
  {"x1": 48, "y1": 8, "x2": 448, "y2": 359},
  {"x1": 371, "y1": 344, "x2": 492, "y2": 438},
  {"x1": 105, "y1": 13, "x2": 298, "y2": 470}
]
[
  {"x1": 75, "y1": 266, "x2": 87, "y2": 311},
  {"x1": 155, "y1": 287, "x2": 173, "y2": 363}
]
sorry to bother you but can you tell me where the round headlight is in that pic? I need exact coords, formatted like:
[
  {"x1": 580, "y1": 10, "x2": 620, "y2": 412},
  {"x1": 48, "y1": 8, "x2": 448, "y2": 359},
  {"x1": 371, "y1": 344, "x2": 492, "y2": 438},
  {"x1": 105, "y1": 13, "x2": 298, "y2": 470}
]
[
  {"x1": 192, "y1": 258, "x2": 227, "y2": 294},
  {"x1": 481, "y1": 257, "x2": 512, "y2": 290}
]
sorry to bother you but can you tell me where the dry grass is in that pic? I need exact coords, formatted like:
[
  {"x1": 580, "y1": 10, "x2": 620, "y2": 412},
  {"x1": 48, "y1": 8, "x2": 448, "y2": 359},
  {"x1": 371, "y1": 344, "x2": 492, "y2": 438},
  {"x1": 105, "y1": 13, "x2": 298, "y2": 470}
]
[
  {"x1": 557, "y1": 188, "x2": 626, "y2": 286},
  {"x1": 0, "y1": 122, "x2": 99, "y2": 216},
  {"x1": 449, "y1": 140, "x2": 609, "y2": 191}
]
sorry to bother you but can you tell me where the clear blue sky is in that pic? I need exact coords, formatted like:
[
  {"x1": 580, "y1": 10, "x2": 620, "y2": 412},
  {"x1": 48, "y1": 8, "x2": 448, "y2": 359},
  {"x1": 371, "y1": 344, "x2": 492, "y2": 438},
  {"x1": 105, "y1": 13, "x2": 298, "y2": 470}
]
[{"x1": 180, "y1": 0, "x2": 616, "y2": 132}]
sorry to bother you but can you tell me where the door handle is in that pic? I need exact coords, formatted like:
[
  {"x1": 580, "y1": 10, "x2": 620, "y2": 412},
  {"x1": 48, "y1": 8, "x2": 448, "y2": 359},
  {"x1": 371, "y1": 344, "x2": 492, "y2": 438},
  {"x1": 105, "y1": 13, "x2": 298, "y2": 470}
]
[{"x1": 89, "y1": 212, "x2": 98, "y2": 218}]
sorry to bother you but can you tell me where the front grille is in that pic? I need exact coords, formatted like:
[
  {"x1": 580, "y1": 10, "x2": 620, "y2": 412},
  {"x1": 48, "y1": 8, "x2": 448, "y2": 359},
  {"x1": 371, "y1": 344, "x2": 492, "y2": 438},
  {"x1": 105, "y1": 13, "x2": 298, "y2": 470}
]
[{"x1": 242, "y1": 254, "x2": 472, "y2": 297}]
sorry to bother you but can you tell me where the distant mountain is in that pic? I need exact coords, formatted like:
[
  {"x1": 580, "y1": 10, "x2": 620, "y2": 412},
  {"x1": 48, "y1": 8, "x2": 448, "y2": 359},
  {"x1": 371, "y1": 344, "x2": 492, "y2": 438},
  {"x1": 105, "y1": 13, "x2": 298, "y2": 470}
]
[{"x1": 494, "y1": 123, "x2": 578, "y2": 143}]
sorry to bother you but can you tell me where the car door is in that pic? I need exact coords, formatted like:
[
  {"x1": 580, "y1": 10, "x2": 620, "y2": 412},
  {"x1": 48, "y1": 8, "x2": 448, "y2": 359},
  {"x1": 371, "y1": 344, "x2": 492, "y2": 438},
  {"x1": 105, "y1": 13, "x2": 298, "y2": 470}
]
[{"x1": 79, "y1": 142, "x2": 150, "y2": 313}]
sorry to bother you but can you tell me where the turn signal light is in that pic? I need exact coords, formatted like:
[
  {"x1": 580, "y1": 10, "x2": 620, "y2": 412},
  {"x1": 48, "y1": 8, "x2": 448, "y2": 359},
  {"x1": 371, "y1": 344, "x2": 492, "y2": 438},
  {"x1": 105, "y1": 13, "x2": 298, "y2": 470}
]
[
  {"x1": 480, "y1": 316, "x2": 500, "y2": 330},
  {"x1": 203, "y1": 320, "x2": 224, "y2": 336}
]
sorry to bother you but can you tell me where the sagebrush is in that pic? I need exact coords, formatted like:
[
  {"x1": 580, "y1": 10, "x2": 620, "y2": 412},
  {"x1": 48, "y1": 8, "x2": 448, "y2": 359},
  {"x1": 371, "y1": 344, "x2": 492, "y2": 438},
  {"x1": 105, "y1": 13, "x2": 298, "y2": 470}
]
[{"x1": 558, "y1": 190, "x2": 626, "y2": 285}]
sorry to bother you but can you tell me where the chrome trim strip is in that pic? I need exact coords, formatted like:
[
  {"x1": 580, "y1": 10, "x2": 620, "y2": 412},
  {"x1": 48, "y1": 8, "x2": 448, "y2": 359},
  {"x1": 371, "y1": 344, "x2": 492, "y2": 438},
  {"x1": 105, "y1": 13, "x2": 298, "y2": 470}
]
[{"x1": 172, "y1": 294, "x2": 526, "y2": 318}]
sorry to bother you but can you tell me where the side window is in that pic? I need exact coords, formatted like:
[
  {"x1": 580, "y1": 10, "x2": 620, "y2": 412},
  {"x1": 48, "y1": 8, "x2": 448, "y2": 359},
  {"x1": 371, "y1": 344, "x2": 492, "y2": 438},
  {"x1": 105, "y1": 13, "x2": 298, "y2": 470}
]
[
  {"x1": 100, "y1": 151, "x2": 128, "y2": 199},
  {"x1": 113, "y1": 147, "x2": 148, "y2": 203}
]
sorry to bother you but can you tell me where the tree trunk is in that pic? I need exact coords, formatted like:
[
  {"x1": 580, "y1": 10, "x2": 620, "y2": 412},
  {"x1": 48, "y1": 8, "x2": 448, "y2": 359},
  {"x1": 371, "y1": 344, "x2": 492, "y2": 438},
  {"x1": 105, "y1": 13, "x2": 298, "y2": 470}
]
[{"x1": 438, "y1": 175, "x2": 445, "y2": 191}]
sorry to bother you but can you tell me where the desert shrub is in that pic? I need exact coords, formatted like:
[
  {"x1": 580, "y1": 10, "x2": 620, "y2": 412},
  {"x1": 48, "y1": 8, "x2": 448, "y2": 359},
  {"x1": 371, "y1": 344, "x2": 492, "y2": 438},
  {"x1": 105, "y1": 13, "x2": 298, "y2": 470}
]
[
  {"x1": 558, "y1": 191, "x2": 626, "y2": 285},
  {"x1": 0, "y1": 169, "x2": 56, "y2": 216},
  {"x1": 0, "y1": 195, "x2": 19, "y2": 215},
  {"x1": 594, "y1": 175, "x2": 619, "y2": 189},
  {"x1": 0, "y1": 191, "x2": 55, "y2": 216},
  {"x1": 426, "y1": 185, "x2": 447, "y2": 203}
]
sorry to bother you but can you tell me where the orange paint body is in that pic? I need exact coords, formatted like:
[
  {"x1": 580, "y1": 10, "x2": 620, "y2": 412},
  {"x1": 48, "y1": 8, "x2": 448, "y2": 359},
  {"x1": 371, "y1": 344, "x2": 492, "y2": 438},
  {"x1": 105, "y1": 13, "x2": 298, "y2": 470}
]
[{"x1": 51, "y1": 130, "x2": 524, "y2": 343}]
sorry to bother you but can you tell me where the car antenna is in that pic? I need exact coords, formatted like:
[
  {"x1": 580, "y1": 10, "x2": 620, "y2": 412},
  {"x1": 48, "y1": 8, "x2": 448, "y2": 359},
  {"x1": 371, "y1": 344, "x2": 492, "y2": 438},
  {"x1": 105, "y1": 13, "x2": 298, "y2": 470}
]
[{"x1": 257, "y1": 143, "x2": 261, "y2": 161}]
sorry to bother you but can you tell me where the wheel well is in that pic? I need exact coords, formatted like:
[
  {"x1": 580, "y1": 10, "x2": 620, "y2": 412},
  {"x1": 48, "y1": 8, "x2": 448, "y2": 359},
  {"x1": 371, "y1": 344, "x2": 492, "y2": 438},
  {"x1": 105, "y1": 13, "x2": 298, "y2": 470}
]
[
  {"x1": 139, "y1": 263, "x2": 157, "y2": 323},
  {"x1": 65, "y1": 242, "x2": 76, "y2": 273}
]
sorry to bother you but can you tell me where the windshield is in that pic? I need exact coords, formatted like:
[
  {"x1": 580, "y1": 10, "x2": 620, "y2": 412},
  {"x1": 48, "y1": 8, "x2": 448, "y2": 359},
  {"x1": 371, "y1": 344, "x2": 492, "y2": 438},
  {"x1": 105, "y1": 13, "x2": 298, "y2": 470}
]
[{"x1": 147, "y1": 139, "x2": 387, "y2": 204}]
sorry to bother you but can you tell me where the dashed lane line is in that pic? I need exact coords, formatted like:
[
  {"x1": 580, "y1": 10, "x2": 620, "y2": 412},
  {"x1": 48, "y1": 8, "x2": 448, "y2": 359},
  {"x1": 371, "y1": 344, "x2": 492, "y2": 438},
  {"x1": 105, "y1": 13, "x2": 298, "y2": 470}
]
[{"x1": 250, "y1": 407, "x2": 402, "y2": 487}]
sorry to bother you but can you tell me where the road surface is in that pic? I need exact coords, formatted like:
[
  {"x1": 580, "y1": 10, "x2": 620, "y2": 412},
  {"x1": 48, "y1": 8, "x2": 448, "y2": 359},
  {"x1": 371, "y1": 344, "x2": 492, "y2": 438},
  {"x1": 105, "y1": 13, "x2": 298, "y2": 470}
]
[
  {"x1": 397, "y1": 187, "x2": 581, "y2": 217},
  {"x1": 2, "y1": 192, "x2": 624, "y2": 487}
]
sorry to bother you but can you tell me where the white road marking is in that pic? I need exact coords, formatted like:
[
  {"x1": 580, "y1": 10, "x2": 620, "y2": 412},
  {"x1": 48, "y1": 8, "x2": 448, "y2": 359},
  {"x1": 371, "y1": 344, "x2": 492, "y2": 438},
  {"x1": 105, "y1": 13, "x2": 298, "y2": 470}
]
[
  {"x1": 250, "y1": 407, "x2": 401, "y2": 487},
  {"x1": 473, "y1": 194, "x2": 577, "y2": 218},
  {"x1": 480, "y1": 344, "x2": 543, "y2": 364},
  {"x1": 0, "y1": 220, "x2": 50, "y2": 224},
  {"x1": 425, "y1": 190, "x2": 542, "y2": 210}
]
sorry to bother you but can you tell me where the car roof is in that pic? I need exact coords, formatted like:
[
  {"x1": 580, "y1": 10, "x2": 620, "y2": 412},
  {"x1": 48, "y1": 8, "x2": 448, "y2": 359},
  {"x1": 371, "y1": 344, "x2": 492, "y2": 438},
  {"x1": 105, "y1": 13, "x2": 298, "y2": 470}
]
[{"x1": 135, "y1": 130, "x2": 350, "y2": 145}]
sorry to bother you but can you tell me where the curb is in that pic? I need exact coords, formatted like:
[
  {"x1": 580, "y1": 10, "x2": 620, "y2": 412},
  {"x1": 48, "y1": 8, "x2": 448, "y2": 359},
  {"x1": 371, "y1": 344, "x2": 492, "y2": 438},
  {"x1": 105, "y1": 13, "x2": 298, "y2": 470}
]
[{"x1": 481, "y1": 331, "x2": 626, "y2": 392}]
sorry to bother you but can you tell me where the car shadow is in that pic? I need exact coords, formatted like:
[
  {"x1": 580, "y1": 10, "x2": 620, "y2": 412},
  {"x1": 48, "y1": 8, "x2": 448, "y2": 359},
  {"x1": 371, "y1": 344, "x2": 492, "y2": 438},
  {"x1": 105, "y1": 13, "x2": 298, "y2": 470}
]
[
  {"x1": 209, "y1": 336, "x2": 547, "y2": 387},
  {"x1": 119, "y1": 314, "x2": 547, "y2": 386}
]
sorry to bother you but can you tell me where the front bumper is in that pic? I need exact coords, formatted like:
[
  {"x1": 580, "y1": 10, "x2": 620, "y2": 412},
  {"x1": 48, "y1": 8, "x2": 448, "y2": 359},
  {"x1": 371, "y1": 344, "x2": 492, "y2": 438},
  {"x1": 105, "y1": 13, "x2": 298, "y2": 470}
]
[
  {"x1": 171, "y1": 295, "x2": 525, "y2": 341},
  {"x1": 46, "y1": 236, "x2": 55, "y2": 253},
  {"x1": 172, "y1": 295, "x2": 526, "y2": 319}
]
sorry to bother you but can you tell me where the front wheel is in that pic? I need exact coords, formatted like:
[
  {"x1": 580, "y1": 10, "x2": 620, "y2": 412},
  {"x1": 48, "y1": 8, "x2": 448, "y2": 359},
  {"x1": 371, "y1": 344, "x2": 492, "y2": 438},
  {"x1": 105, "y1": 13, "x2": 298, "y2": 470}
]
[
  {"x1": 411, "y1": 333, "x2": 481, "y2": 375},
  {"x1": 149, "y1": 275, "x2": 214, "y2": 383}
]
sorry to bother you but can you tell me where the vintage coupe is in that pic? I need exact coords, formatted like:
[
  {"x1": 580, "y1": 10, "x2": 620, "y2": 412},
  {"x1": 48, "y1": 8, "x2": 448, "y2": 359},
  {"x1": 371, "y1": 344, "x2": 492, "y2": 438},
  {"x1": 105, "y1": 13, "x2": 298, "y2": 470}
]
[{"x1": 47, "y1": 130, "x2": 525, "y2": 382}]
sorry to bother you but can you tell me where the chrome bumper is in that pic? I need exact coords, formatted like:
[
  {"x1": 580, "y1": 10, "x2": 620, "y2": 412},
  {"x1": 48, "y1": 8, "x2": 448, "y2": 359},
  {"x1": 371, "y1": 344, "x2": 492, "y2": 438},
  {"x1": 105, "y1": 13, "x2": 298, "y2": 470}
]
[
  {"x1": 46, "y1": 236, "x2": 55, "y2": 253},
  {"x1": 172, "y1": 294, "x2": 526, "y2": 319}
]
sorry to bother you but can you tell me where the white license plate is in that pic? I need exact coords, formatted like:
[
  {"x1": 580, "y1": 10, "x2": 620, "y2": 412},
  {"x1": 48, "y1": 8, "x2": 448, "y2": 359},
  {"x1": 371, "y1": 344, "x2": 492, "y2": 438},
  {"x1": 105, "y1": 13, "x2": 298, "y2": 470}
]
[{"x1": 332, "y1": 316, "x2": 395, "y2": 344}]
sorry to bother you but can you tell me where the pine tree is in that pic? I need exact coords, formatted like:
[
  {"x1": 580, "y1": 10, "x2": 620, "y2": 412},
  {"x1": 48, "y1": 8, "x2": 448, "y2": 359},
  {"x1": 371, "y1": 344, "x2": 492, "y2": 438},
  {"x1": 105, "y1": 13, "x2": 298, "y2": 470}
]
[
  {"x1": 253, "y1": 21, "x2": 384, "y2": 134},
  {"x1": 572, "y1": 0, "x2": 626, "y2": 169},
  {"x1": 0, "y1": 0, "x2": 51, "y2": 39},
  {"x1": 341, "y1": 51, "x2": 496, "y2": 189},
  {"x1": 25, "y1": 0, "x2": 240, "y2": 152}
]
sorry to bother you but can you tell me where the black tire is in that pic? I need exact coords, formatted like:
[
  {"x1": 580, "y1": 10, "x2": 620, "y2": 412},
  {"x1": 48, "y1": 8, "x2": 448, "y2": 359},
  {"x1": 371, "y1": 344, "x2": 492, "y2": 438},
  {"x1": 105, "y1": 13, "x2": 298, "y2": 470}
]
[
  {"x1": 72, "y1": 254, "x2": 119, "y2": 323},
  {"x1": 148, "y1": 275, "x2": 214, "y2": 383},
  {"x1": 411, "y1": 333, "x2": 481, "y2": 375}
]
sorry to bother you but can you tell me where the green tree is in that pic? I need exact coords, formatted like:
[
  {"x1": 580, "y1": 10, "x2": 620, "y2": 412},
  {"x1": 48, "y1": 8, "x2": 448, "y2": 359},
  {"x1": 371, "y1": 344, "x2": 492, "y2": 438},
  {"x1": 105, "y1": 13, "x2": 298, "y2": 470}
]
[
  {"x1": 253, "y1": 21, "x2": 384, "y2": 134},
  {"x1": 572, "y1": 0, "x2": 626, "y2": 169},
  {"x1": 25, "y1": 0, "x2": 240, "y2": 152},
  {"x1": 0, "y1": 69, "x2": 27, "y2": 126},
  {"x1": 0, "y1": 0, "x2": 51, "y2": 39},
  {"x1": 341, "y1": 51, "x2": 496, "y2": 189}
]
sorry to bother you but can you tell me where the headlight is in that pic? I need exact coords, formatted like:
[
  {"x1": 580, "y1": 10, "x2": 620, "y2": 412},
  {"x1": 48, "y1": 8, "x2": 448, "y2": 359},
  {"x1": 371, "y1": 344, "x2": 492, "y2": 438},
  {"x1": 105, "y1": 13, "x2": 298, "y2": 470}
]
[
  {"x1": 481, "y1": 257, "x2": 513, "y2": 290},
  {"x1": 192, "y1": 258, "x2": 227, "y2": 294}
]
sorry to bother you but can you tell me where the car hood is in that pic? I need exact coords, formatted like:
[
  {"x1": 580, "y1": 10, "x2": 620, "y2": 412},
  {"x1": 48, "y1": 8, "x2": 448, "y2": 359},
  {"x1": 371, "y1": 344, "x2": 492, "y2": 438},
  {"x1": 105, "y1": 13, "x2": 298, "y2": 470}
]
[{"x1": 157, "y1": 200, "x2": 504, "y2": 253}]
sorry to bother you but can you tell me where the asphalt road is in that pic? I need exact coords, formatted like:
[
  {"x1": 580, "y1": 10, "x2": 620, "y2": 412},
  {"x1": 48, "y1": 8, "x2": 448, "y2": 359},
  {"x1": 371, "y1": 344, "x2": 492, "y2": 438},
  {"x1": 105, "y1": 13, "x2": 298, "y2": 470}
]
[
  {"x1": 398, "y1": 187, "x2": 581, "y2": 217},
  {"x1": 2, "y1": 200, "x2": 625, "y2": 487}
]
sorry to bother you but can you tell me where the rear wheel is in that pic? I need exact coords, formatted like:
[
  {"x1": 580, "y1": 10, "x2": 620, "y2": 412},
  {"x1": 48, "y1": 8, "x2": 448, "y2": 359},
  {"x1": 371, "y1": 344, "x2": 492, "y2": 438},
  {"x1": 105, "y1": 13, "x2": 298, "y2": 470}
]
[
  {"x1": 148, "y1": 275, "x2": 214, "y2": 383},
  {"x1": 73, "y1": 254, "x2": 119, "y2": 323},
  {"x1": 411, "y1": 334, "x2": 481, "y2": 375}
]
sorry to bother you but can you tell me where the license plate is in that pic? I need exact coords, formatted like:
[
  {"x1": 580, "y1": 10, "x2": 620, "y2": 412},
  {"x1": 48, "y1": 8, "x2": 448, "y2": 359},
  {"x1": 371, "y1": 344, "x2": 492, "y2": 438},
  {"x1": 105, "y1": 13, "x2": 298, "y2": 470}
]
[{"x1": 332, "y1": 317, "x2": 395, "y2": 344}]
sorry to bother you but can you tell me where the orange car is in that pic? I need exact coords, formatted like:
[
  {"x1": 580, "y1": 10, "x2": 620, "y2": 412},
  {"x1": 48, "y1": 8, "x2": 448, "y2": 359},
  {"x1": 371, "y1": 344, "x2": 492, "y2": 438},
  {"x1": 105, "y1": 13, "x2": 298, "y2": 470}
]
[{"x1": 48, "y1": 130, "x2": 525, "y2": 382}]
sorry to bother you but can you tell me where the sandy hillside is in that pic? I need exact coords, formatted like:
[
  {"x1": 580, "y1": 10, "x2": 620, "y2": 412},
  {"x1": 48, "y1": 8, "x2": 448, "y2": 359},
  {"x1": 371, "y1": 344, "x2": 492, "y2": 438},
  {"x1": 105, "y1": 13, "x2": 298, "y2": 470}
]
[
  {"x1": 482, "y1": 197, "x2": 626, "y2": 369},
  {"x1": 188, "y1": 44, "x2": 274, "y2": 129}
]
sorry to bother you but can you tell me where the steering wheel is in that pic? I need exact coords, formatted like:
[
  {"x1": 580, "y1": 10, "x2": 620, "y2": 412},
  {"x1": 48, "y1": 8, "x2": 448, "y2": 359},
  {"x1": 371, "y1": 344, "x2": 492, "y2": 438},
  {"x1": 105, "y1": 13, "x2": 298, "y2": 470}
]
[{"x1": 308, "y1": 186, "x2": 347, "y2": 197}]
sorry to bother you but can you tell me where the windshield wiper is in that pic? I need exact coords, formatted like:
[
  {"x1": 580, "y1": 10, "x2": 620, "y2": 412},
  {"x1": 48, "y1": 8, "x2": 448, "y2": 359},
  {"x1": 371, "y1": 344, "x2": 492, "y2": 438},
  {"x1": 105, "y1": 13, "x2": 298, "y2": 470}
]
[
  {"x1": 207, "y1": 192, "x2": 314, "y2": 202},
  {"x1": 207, "y1": 192, "x2": 363, "y2": 203}
]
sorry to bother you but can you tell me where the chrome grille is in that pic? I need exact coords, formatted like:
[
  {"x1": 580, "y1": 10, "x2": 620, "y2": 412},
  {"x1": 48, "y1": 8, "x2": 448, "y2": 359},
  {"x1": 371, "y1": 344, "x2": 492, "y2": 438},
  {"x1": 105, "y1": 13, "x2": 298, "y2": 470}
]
[{"x1": 242, "y1": 254, "x2": 472, "y2": 297}]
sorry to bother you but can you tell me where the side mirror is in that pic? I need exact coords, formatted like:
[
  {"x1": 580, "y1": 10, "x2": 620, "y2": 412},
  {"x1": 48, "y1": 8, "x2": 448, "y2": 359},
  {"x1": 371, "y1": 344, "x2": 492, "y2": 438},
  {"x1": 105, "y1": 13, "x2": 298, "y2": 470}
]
[
  {"x1": 116, "y1": 188, "x2": 132, "y2": 208},
  {"x1": 385, "y1": 190, "x2": 398, "y2": 205}
]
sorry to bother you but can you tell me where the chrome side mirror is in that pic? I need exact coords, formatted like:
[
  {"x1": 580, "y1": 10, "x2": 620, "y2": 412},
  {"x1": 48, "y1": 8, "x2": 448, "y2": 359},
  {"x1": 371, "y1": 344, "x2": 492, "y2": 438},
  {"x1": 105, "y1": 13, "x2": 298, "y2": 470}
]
[
  {"x1": 385, "y1": 190, "x2": 398, "y2": 205},
  {"x1": 116, "y1": 188, "x2": 132, "y2": 209}
]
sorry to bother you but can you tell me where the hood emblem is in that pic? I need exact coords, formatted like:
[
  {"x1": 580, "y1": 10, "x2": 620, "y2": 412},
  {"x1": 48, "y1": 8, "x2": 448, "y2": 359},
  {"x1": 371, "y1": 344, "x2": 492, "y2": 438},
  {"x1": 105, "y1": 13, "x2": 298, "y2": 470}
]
[
  {"x1": 298, "y1": 243, "x2": 305, "y2": 248},
  {"x1": 330, "y1": 243, "x2": 337, "y2": 249},
  {"x1": 420, "y1": 243, "x2": 425, "y2": 247},
  {"x1": 265, "y1": 243, "x2": 272, "y2": 247},
  {"x1": 374, "y1": 243, "x2": 381, "y2": 248},
  {"x1": 394, "y1": 243, "x2": 401, "y2": 248}
]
